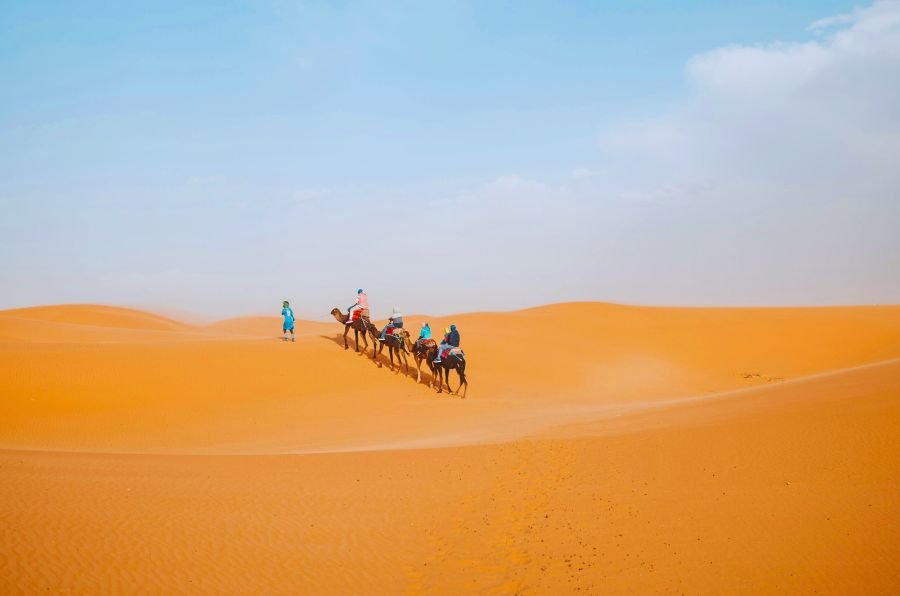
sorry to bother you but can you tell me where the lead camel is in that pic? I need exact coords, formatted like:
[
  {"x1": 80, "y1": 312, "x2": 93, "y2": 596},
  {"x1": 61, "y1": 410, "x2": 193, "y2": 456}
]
[{"x1": 330, "y1": 308, "x2": 378, "y2": 356}]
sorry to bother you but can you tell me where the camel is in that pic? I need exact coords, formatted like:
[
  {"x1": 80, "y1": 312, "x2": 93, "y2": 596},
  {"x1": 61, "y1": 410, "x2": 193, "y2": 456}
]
[
  {"x1": 433, "y1": 348, "x2": 468, "y2": 397},
  {"x1": 375, "y1": 327, "x2": 411, "y2": 373},
  {"x1": 410, "y1": 338, "x2": 438, "y2": 385},
  {"x1": 330, "y1": 308, "x2": 378, "y2": 355}
]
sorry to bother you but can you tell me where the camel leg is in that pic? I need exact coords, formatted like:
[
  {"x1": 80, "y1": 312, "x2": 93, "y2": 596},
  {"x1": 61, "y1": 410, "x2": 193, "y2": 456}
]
[
  {"x1": 457, "y1": 362, "x2": 468, "y2": 398},
  {"x1": 343, "y1": 326, "x2": 350, "y2": 349},
  {"x1": 415, "y1": 358, "x2": 422, "y2": 383},
  {"x1": 391, "y1": 345, "x2": 398, "y2": 372}
]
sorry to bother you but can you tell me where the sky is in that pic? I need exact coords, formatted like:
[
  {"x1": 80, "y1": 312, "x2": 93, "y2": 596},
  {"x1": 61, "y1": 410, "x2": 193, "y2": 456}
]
[{"x1": 1, "y1": 0, "x2": 898, "y2": 318}]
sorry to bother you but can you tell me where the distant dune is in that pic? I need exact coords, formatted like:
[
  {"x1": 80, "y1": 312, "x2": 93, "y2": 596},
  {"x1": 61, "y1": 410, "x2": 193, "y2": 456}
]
[{"x1": 1, "y1": 302, "x2": 898, "y2": 593}]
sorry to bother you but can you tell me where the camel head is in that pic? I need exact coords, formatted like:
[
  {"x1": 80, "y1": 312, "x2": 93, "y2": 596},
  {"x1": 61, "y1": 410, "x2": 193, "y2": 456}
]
[{"x1": 330, "y1": 308, "x2": 346, "y2": 323}]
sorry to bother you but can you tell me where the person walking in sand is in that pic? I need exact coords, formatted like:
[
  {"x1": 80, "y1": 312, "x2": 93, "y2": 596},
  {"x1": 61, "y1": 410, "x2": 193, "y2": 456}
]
[
  {"x1": 281, "y1": 300, "x2": 296, "y2": 342},
  {"x1": 346, "y1": 288, "x2": 369, "y2": 324}
]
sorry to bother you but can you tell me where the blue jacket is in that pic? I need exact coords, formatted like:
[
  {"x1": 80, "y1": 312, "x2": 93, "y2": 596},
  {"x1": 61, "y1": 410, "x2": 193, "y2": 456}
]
[{"x1": 447, "y1": 329, "x2": 460, "y2": 347}]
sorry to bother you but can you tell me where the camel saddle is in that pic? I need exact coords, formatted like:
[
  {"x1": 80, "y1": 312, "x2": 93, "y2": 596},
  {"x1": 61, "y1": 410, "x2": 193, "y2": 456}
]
[
  {"x1": 416, "y1": 338, "x2": 436, "y2": 349},
  {"x1": 351, "y1": 308, "x2": 370, "y2": 322},
  {"x1": 440, "y1": 347, "x2": 465, "y2": 360}
]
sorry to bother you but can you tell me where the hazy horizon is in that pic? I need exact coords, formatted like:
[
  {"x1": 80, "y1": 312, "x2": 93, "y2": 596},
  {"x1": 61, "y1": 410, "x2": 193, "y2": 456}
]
[{"x1": 2, "y1": 1, "x2": 899, "y2": 318}]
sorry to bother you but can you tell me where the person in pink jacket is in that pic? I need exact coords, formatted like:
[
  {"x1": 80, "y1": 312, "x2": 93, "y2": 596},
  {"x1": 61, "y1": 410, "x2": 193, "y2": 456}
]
[{"x1": 346, "y1": 288, "x2": 369, "y2": 324}]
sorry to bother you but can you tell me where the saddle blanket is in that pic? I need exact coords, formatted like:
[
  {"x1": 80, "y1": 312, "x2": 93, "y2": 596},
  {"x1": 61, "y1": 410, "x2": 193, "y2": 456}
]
[{"x1": 440, "y1": 347, "x2": 464, "y2": 359}]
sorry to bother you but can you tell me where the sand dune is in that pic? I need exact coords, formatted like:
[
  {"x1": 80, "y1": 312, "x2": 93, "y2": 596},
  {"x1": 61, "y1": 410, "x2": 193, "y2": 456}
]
[
  {"x1": 1, "y1": 302, "x2": 898, "y2": 593},
  {"x1": 1, "y1": 302, "x2": 897, "y2": 453}
]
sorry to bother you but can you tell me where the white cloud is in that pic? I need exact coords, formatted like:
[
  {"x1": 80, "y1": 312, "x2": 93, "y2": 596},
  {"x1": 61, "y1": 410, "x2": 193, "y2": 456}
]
[
  {"x1": 188, "y1": 175, "x2": 228, "y2": 186},
  {"x1": 449, "y1": 174, "x2": 563, "y2": 209},
  {"x1": 290, "y1": 188, "x2": 328, "y2": 202},
  {"x1": 570, "y1": 167, "x2": 596, "y2": 179},
  {"x1": 617, "y1": 181, "x2": 714, "y2": 204},
  {"x1": 601, "y1": 0, "x2": 900, "y2": 203},
  {"x1": 809, "y1": 12, "x2": 856, "y2": 31},
  {"x1": 482, "y1": 174, "x2": 552, "y2": 194},
  {"x1": 586, "y1": 1, "x2": 900, "y2": 304}
]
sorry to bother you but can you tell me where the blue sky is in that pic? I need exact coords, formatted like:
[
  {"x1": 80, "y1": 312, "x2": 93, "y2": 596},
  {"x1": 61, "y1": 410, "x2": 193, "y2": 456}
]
[
  {"x1": 1, "y1": 1, "x2": 898, "y2": 317},
  {"x1": 0, "y1": 1, "x2": 851, "y2": 187}
]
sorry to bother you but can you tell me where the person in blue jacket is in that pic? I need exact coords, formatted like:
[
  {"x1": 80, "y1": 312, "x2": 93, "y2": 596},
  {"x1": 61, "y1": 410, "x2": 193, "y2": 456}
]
[
  {"x1": 281, "y1": 300, "x2": 295, "y2": 342},
  {"x1": 433, "y1": 324, "x2": 460, "y2": 363},
  {"x1": 417, "y1": 322, "x2": 432, "y2": 343}
]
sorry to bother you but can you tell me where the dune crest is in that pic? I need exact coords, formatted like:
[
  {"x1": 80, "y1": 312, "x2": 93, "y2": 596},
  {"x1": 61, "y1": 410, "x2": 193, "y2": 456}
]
[
  {"x1": 1, "y1": 302, "x2": 898, "y2": 453},
  {"x1": 0, "y1": 304, "x2": 188, "y2": 330}
]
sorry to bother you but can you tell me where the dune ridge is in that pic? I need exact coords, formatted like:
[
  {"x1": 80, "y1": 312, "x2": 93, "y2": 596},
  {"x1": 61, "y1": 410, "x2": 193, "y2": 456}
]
[{"x1": 1, "y1": 302, "x2": 897, "y2": 454}]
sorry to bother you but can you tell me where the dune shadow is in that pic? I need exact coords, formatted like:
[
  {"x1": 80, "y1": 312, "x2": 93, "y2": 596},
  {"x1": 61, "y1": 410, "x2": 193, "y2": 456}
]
[
  {"x1": 319, "y1": 333, "x2": 347, "y2": 348},
  {"x1": 319, "y1": 333, "x2": 378, "y2": 360},
  {"x1": 319, "y1": 333, "x2": 441, "y2": 386}
]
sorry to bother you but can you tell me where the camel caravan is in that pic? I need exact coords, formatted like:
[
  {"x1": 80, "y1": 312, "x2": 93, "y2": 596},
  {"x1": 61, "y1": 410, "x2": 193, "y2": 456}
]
[{"x1": 329, "y1": 289, "x2": 468, "y2": 397}]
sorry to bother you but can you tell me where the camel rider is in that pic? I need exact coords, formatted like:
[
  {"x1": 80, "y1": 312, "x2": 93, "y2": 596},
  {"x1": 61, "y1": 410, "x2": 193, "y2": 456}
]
[
  {"x1": 434, "y1": 325, "x2": 460, "y2": 363},
  {"x1": 281, "y1": 300, "x2": 295, "y2": 342},
  {"x1": 417, "y1": 322, "x2": 432, "y2": 343},
  {"x1": 379, "y1": 307, "x2": 403, "y2": 341},
  {"x1": 346, "y1": 289, "x2": 369, "y2": 324}
]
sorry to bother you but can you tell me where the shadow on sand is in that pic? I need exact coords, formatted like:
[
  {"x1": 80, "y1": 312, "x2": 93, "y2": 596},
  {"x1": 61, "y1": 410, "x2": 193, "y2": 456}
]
[
  {"x1": 319, "y1": 333, "x2": 373, "y2": 355},
  {"x1": 319, "y1": 333, "x2": 435, "y2": 385}
]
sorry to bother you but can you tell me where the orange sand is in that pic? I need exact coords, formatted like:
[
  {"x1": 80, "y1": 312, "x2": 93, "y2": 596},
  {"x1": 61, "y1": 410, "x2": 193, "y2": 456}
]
[{"x1": 1, "y1": 303, "x2": 898, "y2": 593}]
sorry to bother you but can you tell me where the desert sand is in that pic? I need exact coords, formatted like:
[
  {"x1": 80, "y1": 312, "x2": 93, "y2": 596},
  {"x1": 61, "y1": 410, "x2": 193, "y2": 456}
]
[{"x1": 1, "y1": 302, "x2": 898, "y2": 593}]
